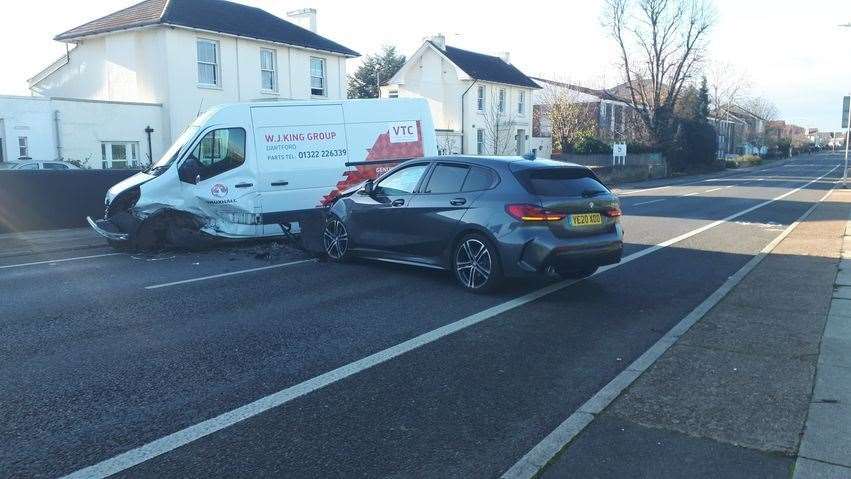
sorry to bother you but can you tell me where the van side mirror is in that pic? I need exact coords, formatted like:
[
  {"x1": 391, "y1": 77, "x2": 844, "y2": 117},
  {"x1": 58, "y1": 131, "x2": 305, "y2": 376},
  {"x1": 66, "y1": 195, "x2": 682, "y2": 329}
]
[
  {"x1": 179, "y1": 156, "x2": 201, "y2": 184},
  {"x1": 360, "y1": 180, "x2": 375, "y2": 196}
]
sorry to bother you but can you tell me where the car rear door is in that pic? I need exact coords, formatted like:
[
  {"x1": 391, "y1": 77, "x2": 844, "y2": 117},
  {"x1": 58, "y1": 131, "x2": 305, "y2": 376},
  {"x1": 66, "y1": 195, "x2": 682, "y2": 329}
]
[{"x1": 405, "y1": 162, "x2": 488, "y2": 262}]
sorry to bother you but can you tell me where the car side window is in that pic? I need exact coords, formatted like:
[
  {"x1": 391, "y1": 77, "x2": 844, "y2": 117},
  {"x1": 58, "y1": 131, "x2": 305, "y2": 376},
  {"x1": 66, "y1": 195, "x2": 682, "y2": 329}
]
[
  {"x1": 44, "y1": 163, "x2": 68, "y2": 170},
  {"x1": 375, "y1": 164, "x2": 428, "y2": 196},
  {"x1": 181, "y1": 128, "x2": 246, "y2": 182},
  {"x1": 17, "y1": 163, "x2": 38, "y2": 170},
  {"x1": 462, "y1": 166, "x2": 496, "y2": 192},
  {"x1": 424, "y1": 164, "x2": 469, "y2": 194}
]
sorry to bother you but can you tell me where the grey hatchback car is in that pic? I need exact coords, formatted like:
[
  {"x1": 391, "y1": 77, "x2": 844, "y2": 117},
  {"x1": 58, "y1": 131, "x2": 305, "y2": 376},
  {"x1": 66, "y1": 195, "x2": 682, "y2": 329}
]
[{"x1": 325, "y1": 156, "x2": 623, "y2": 292}]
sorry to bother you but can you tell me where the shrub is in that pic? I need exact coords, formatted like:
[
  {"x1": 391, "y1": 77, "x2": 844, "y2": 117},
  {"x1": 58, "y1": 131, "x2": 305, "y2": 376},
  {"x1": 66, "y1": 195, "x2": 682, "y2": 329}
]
[
  {"x1": 726, "y1": 155, "x2": 762, "y2": 169},
  {"x1": 572, "y1": 134, "x2": 612, "y2": 154}
]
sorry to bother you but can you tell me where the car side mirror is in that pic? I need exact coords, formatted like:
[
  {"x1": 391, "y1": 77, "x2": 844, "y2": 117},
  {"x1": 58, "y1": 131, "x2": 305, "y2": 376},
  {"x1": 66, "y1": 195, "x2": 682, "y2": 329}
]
[{"x1": 360, "y1": 180, "x2": 375, "y2": 196}]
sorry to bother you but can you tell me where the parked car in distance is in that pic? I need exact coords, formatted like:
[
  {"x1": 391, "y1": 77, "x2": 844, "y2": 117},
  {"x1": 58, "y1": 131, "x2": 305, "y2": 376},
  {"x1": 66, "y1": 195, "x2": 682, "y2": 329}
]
[
  {"x1": 324, "y1": 156, "x2": 624, "y2": 292},
  {"x1": 0, "y1": 160, "x2": 81, "y2": 170}
]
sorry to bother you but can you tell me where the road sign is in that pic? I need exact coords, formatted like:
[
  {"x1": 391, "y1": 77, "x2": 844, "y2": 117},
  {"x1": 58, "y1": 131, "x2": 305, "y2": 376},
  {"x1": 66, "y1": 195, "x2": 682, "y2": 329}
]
[
  {"x1": 612, "y1": 143, "x2": 627, "y2": 166},
  {"x1": 843, "y1": 96, "x2": 850, "y2": 129}
]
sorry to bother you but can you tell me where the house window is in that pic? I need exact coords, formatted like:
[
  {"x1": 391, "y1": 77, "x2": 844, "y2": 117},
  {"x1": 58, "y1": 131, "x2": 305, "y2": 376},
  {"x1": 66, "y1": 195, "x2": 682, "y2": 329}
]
[
  {"x1": 518, "y1": 91, "x2": 526, "y2": 115},
  {"x1": 260, "y1": 49, "x2": 277, "y2": 92},
  {"x1": 17, "y1": 136, "x2": 28, "y2": 158},
  {"x1": 197, "y1": 39, "x2": 220, "y2": 87},
  {"x1": 498, "y1": 89, "x2": 506, "y2": 113},
  {"x1": 101, "y1": 141, "x2": 139, "y2": 169},
  {"x1": 477, "y1": 85, "x2": 485, "y2": 111},
  {"x1": 389, "y1": 89, "x2": 399, "y2": 98},
  {"x1": 310, "y1": 57, "x2": 326, "y2": 96},
  {"x1": 476, "y1": 129, "x2": 485, "y2": 155}
]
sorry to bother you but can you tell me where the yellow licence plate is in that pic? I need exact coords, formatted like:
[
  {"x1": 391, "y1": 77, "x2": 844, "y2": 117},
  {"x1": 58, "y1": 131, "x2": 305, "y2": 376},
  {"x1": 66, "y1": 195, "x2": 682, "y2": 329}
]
[{"x1": 569, "y1": 213, "x2": 603, "y2": 226}]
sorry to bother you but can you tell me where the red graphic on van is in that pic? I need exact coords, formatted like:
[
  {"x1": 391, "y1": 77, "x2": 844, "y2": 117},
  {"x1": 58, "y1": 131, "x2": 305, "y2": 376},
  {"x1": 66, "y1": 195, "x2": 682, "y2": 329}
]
[{"x1": 320, "y1": 121, "x2": 425, "y2": 206}]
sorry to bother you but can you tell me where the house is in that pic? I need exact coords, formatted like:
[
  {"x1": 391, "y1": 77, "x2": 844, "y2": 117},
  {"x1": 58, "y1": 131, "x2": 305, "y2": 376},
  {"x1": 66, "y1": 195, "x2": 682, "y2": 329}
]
[
  {"x1": 379, "y1": 35, "x2": 540, "y2": 157},
  {"x1": 722, "y1": 105, "x2": 769, "y2": 155},
  {"x1": 531, "y1": 77, "x2": 634, "y2": 151},
  {"x1": 1, "y1": 0, "x2": 358, "y2": 168},
  {"x1": 709, "y1": 110, "x2": 748, "y2": 159}
]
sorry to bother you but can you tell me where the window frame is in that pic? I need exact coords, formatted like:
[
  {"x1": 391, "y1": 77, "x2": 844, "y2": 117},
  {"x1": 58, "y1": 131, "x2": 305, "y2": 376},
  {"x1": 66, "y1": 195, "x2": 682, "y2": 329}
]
[
  {"x1": 476, "y1": 129, "x2": 485, "y2": 155},
  {"x1": 476, "y1": 85, "x2": 485, "y2": 111},
  {"x1": 100, "y1": 141, "x2": 140, "y2": 169},
  {"x1": 196, "y1": 38, "x2": 221, "y2": 88},
  {"x1": 498, "y1": 89, "x2": 506, "y2": 113},
  {"x1": 17, "y1": 136, "x2": 28, "y2": 159},
  {"x1": 310, "y1": 56, "x2": 327, "y2": 97},
  {"x1": 518, "y1": 90, "x2": 526, "y2": 115},
  {"x1": 260, "y1": 48, "x2": 278, "y2": 93}
]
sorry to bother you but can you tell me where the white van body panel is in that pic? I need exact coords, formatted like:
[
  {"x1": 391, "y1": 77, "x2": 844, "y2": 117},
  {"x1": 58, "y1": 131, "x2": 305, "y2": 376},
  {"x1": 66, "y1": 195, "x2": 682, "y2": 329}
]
[{"x1": 96, "y1": 99, "x2": 437, "y2": 242}]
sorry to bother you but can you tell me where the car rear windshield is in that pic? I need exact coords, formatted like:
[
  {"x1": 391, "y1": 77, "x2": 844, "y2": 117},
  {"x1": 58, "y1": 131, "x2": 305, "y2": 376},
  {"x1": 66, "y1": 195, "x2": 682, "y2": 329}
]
[{"x1": 514, "y1": 168, "x2": 609, "y2": 197}]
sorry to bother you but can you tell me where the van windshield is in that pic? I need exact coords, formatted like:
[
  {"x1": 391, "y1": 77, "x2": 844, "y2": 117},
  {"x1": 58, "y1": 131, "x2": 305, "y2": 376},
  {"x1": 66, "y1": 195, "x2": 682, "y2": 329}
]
[{"x1": 146, "y1": 126, "x2": 200, "y2": 176}]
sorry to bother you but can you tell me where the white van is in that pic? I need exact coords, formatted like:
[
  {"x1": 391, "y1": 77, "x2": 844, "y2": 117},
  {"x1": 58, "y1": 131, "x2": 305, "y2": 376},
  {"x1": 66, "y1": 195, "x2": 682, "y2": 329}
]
[{"x1": 88, "y1": 99, "x2": 437, "y2": 248}]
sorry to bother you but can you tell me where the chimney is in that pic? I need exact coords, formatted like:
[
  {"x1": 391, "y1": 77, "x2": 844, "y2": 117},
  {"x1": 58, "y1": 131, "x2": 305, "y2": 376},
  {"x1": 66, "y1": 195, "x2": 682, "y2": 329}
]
[
  {"x1": 287, "y1": 8, "x2": 318, "y2": 33},
  {"x1": 427, "y1": 34, "x2": 446, "y2": 50},
  {"x1": 498, "y1": 51, "x2": 511, "y2": 64}
]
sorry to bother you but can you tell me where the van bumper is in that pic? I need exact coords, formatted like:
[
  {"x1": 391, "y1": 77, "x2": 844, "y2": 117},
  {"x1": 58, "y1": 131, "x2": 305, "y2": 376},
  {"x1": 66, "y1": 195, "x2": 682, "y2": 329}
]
[{"x1": 86, "y1": 216, "x2": 129, "y2": 242}]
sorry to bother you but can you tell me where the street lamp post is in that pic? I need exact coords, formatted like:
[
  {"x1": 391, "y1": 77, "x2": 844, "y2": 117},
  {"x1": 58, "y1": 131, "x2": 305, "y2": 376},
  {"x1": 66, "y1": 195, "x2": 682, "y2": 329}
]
[{"x1": 841, "y1": 23, "x2": 851, "y2": 187}]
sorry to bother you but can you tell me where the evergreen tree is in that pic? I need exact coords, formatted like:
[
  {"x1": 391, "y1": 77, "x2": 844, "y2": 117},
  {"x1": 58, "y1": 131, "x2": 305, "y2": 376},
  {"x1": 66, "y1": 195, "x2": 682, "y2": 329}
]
[
  {"x1": 347, "y1": 46, "x2": 406, "y2": 99},
  {"x1": 695, "y1": 76, "x2": 711, "y2": 123}
]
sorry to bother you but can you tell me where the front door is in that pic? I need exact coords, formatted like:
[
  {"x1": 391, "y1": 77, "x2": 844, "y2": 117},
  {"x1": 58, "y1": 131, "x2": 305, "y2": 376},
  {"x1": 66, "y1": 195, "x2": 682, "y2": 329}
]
[
  {"x1": 177, "y1": 127, "x2": 260, "y2": 237},
  {"x1": 405, "y1": 162, "x2": 474, "y2": 263},
  {"x1": 516, "y1": 129, "x2": 526, "y2": 155},
  {"x1": 346, "y1": 162, "x2": 429, "y2": 255}
]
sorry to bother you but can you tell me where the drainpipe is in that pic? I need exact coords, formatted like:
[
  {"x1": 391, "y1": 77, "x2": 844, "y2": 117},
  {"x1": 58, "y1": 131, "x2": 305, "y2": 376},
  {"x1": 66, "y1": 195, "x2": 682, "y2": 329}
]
[
  {"x1": 144, "y1": 126, "x2": 155, "y2": 165},
  {"x1": 460, "y1": 80, "x2": 478, "y2": 154},
  {"x1": 53, "y1": 110, "x2": 62, "y2": 160}
]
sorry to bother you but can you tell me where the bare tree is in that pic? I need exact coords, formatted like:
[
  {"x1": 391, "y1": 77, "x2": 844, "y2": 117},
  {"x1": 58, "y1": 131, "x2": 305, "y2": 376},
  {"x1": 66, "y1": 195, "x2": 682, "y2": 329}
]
[
  {"x1": 438, "y1": 134, "x2": 460, "y2": 155},
  {"x1": 538, "y1": 82, "x2": 598, "y2": 152},
  {"x1": 705, "y1": 61, "x2": 750, "y2": 116},
  {"x1": 480, "y1": 99, "x2": 518, "y2": 155},
  {"x1": 603, "y1": 0, "x2": 715, "y2": 149},
  {"x1": 741, "y1": 96, "x2": 779, "y2": 123}
]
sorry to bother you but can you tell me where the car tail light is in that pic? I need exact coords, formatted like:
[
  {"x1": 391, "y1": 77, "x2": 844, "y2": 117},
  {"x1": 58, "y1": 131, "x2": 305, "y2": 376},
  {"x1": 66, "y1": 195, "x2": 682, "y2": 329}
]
[
  {"x1": 505, "y1": 204, "x2": 567, "y2": 222},
  {"x1": 604, "y1": 207, "x2": 623, "y2": 218}
]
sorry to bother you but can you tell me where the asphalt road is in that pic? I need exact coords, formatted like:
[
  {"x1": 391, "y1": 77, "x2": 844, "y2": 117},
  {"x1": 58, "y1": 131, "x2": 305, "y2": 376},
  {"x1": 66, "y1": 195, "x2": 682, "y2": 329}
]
[{"x1": 0, "y1": 154, "x2": 843, "y2": 478}]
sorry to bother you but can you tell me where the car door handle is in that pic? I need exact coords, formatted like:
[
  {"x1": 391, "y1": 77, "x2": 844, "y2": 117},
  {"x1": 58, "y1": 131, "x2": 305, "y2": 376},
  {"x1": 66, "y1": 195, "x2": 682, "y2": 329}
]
[
  {"x1": 391, "y1": 198, "x2": 405, "y2": 207},
  {"x1": 450, "y1": 198, "x2": 467, "y2": 206},
  {"x1": 271, "y1": 181, "x2": 289, "y2": 187},
  {"x1": 235, "y1": 182, "x2": 253, "y2": 188}
]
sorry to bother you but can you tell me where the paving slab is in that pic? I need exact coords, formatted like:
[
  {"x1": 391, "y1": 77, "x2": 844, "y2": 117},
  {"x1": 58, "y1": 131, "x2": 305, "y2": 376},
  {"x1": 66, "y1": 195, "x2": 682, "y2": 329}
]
[
  {"x1": 794, "y1": 458, "x2": 851, "y2": 479},
  {"x1": 798, "y1": 403, "x2": 851, "y2": 467}
]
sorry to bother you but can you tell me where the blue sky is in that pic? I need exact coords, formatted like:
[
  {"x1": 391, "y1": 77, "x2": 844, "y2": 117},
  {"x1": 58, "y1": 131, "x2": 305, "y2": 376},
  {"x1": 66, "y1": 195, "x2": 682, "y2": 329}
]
[{"x1": 1, "y1": 0, "x2": 849, "y2": 130}]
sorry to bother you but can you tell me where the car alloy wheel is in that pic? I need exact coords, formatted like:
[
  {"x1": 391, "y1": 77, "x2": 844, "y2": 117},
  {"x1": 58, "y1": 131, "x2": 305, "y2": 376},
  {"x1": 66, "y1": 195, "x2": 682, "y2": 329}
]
[
  {"x1": 323, "y1": 217, "x2": 349, "y2": 261},
  {"x1": 455, "y1": 237, "x2": 494, "y2": 290}
]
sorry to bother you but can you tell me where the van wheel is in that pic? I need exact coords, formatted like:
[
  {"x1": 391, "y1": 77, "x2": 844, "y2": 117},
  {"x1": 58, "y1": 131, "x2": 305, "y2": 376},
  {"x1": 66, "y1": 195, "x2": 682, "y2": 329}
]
[
  {"x1": 453, "y1": 234, "x2": 502, "y2": 293},
  {"x1": 323, "y1": 215, "x2": 350, "y2": 262}
]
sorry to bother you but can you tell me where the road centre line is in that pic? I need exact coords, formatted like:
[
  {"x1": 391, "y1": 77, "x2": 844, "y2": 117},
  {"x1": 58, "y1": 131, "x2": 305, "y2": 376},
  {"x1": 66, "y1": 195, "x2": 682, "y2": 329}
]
[
  {"x1": 0, "y1": 252, "x2": 123, "y2": 270},
  {"x1": 144, "y1": 259, "x2": 317, "y2": 290},
  {"x1": 60, "y1": 166, "x2": 839, "y2": 479},
  {"x1": 703, "y1": 187, "x2": 724, "y2": 193},
  {"x1": 500, "y1": 183, "x2": 836, "y2": 479}
]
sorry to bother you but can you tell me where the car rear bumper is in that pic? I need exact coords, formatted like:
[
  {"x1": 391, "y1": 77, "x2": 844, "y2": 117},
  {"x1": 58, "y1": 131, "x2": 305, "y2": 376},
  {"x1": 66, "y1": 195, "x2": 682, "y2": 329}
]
[{"x1": 496, "y1": 224, "x2": 624, "y2": 277}]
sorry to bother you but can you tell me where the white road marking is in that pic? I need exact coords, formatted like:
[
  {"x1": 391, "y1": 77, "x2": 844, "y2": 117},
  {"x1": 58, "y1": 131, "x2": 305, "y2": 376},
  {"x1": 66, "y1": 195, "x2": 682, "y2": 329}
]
[
  {"x1": 144, "y1": 259, "x2": 317, "y2": 290},
  {"x1": 0, "y1": 252, "x2": 123, "y2": 270},
  {"x1": 499, "y1": 184, "x2": 837, "y2": 479},
  {"x1": 632, "y1": 199, "x2": 666, "y2": 207},
  {"x1": 60, "y1": 166, "x2": 838, "y2": 479}
]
